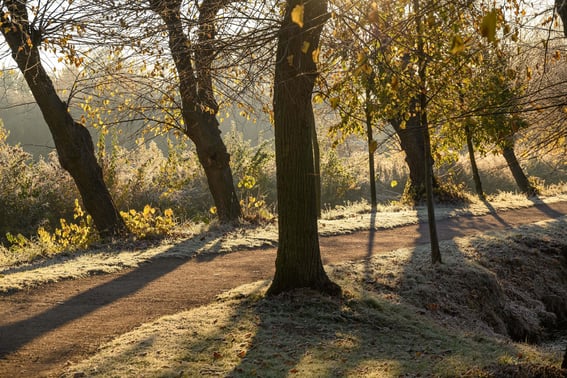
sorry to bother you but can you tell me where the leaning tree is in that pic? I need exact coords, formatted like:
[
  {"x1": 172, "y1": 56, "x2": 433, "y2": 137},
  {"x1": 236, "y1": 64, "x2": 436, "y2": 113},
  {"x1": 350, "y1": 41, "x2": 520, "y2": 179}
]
[{"x1": 0, "y1": 0, "x2": 126, "y2": 237}]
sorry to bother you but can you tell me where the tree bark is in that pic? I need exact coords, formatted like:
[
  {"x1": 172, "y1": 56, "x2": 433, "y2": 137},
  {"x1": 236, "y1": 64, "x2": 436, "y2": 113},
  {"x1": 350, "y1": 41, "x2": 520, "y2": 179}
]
[
  {"x1": 1, "y1": 1, "x2": 126, "y2": 237},
  {"x1": 390, "y1": 109, "x2": 430, "y2": 203},
  {"x1": 465, "y1": 121, "x2": 485, "y2": 199},
  {"x1": 267, "y1": 0, "x2": 340, "y2": 296},
  {"x1": 365, "y1": 85, "x2": 377, "y2": 210},
  {"x1": 501, "y1": 136, "x2": 537, "y2": 196},
  {"x1": 311, "y1": 120, "x2": 322, "y2": 218},
  {"x1": 414, "y1": 0, "x2": 441, "y2": 264},
  {"x1": 150, "y1": 0, "x2": 241, "y2": 222}
]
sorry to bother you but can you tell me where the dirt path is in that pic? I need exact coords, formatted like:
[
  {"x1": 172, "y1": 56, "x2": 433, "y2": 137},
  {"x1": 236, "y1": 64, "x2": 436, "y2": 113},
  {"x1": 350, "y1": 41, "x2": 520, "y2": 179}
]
[{"x1": 1, "y1": 201, "x2": 566, "y2": 377}]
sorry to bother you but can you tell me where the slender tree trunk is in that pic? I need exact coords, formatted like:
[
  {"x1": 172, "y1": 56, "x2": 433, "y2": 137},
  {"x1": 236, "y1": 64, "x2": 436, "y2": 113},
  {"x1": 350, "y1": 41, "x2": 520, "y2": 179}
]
[
  {"x1": 365, "y1": 86, "x2": 377, "y2": 210},
  {"x1": 267, "y1": 0, "x2": 340, "y2": 296},
  {"x1": 501, "y1": 136, "x2": 537, "y2": 196},
  {"x1": 151, "y1": 0, "x2": 241, "y2": 222},
  {"x1": 311, "y1": 119, "x2": 322, "y2": 218},
  {"x1": 423, "y1": 117, "x2": 442, "y2": 264},
  {"x1": 1, "y1": 1, "x2": 126, "y2": 237},
  {"x1": 414, "y1": 0, "x2": 441, "y2": 264},
  {"x1": 465, "y1": 121, "x2": 484, "y2": 199}
]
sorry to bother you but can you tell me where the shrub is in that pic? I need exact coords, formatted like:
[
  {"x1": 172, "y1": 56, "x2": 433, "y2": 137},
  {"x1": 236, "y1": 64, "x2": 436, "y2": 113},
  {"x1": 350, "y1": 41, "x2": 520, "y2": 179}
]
[
  {"x1": 120, "y1": 205, "x2": 176, "y2": 239},
  {"x1": 0, "y1": 123, "x2": 77, "y2": 242}
]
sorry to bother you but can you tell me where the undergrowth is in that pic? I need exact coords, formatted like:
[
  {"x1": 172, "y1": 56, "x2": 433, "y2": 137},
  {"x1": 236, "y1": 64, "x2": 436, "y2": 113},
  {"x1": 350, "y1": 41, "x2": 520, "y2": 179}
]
[{"x1": 1, "y1": 121, "x2": 567, "y2": 260}]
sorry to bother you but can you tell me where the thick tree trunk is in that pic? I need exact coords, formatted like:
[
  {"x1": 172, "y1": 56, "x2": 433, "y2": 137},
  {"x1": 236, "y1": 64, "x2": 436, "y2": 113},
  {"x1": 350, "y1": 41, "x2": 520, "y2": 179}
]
[
  {"x1": 267, "y1": 0, "x2": 340, "y2": 296},
  {"x1": 501, "y1": 137, "x2": 537, "y2": 196},
  {"x1": 390, "y1": 111, "x2": 430, "y2": 202},
  {"x1": 1, "y1": 1, "x2": 126, "y2": 237},
  {"x1": 191, "y1": 112, "x2": 241, "y2": 222},
  {"x1": 465, "y1": 121, "x2": 484, "y2": 199},
  {"x1": 152, "y1": 1, "x2": 241, "y2": 222}
]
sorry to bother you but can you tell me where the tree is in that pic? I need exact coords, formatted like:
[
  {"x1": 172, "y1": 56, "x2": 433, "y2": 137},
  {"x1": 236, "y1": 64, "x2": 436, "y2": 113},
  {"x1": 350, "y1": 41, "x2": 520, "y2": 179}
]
[
  {"x1": 145, "y1": 0, "x2": 241, "y2": 222},
  {"x1": 472, "y1": 57, "x2": 538, "y2": 197},
  {"x1": 0, "y1": 0, "x2": 126, "y2": 237},
  {"x1": 267, "y1": 0, "x2": 340, "y2": 296}
]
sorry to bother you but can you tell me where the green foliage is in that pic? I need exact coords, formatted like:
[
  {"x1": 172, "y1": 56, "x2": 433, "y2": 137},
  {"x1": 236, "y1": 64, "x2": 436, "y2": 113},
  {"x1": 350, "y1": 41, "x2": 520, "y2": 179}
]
[
  {"x1": 120, "y1": 205, "x2": 176, "y2": 239},
  {"x1": 237, "y1": 175, "x2": 274, "y2": 223},
  {"x1": 225, "y1": 127, "x2": 276, "y2": 223},
  {"x1": 321, "y1": 148, "x2": 357, "y2": 206}
]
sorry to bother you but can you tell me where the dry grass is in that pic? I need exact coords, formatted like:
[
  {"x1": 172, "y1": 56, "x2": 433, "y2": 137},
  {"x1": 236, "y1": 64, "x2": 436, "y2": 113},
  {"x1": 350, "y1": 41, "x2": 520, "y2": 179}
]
[{"x1": 62, "y1": 216, "x2": 567, "y2": 377}]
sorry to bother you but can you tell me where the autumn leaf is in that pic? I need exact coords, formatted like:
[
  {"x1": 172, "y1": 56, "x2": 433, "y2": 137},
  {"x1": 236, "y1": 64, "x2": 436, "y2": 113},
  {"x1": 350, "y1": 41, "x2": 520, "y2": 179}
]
[
  {"x1": 287, "y1": 54, "x2": 294, "y2": 66},
  {"x1": 330, "y1": 97, "x2": 340, "y2": 109},
  {"x1": 390, "y1": 180, "x2": 398, "y2": 188},
  {"x1": 526, "y1": 66, "x2": 532, "y2": 80},
  {"x1": 449, "y1": 35, "x2": 465, "y2": 54},
  {"x1": 301, "y1": 41, "x2": 310, "y2": 53},
  {"x1": 312, "y1": 48, "x2": 320, "y2": 63},
  {"x1": 369, "y1": 139, "x2": 378, "y2": 154},
  {"x1": 291, "y1": 4, "x2": 304, "y2": 28},
  {"x1": 480, "y1": 9, "x2": 497, "y2": 42}
]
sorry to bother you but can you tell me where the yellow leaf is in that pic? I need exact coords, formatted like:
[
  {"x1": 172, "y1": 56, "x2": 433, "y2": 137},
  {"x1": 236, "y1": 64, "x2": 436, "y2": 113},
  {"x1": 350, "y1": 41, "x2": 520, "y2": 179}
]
[
  {"x1": 312, "y1": 48, "x2": 320, "y2": 63},
  {"x1": 287, "y1": 54, "x2": 294, "y2": 66},
  {"x1": 449, "y1": 35, "x2": 465, "y2": 54},
  {"x1": 291, "y1": 4, "x2": 304, "y2": 28},
  {"x1": 390, "y1": 180, "x2": 398, "y2": 188},
  {"x1": 481, "y1": 9, "x2": 497, "y2": 42},
  {"x1": 330, "y1": 97, "x2": 340, "y2": 109},
  {"x1": 369, "y1": 139, "x2": 378, "y2": 154},
  {"x1": 301, "y1": 41, "x2": 310, "y2": 53}
]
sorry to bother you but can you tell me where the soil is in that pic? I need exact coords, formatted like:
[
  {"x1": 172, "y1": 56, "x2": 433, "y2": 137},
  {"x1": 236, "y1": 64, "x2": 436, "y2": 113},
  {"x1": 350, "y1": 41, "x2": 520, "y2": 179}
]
[{"x1": 1, "y1": 201, "x2": 566, "y2": 377}]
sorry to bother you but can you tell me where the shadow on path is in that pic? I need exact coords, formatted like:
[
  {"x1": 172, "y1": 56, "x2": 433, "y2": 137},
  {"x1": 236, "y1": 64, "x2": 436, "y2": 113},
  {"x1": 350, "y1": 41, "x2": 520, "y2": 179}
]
[
  {"x1": 0, "y1": 256, "x2": 184, "y2": 359},
  {"x1": 1, "y1": 200, "x2": 567, "y2": 376}
]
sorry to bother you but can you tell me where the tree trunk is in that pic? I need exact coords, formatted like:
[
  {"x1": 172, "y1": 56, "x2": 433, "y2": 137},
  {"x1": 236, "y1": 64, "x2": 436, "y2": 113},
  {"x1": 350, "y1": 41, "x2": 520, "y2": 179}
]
[
  {"x1": 562, "y1": 344, "x2": 567, "y2": 369},
  {"x1": 501, "y1": 137, "x2": 537, "y2": 196},
  {"x1": 151, "y1": 0, "x2": 241, "y2": 222},
  {"x1": 311, "y1": 118, "x2": 322, "y2": 218},
  {"x1": 414, "y1": 0, "x2": 441, "y2": 264},
  {"x1": 390, "y1": 110, "x2": 430, "y2": 202},
  {"x1": 1, "y1": 1, "x2": 126, "y2": 237},
  {"x1": 465, "y1": 121, "x2": 484, "y2": 199},
  {"x1": 267, "y1": 0, "x2": 340, "y2": 296},
  {"x1": 365, "y1": 86, "x2": 377, "y2": 210}
]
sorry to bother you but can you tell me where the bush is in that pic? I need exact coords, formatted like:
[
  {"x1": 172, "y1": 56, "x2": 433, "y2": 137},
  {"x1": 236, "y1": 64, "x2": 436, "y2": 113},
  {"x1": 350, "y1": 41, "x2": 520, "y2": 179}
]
[{"x1": 0, "y1": 123, "x2": 77, "y2": 242}]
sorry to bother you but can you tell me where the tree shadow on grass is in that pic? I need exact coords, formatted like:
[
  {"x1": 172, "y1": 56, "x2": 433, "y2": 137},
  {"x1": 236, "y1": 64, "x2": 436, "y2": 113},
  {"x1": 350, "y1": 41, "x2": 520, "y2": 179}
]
[
  {"x1": 219, "y1": 281, "x2": 525, "y2": 377},
  {"x1": 0, "y1": 235, "x2": 226, "y2": 360},
  {"x1": 390, "y1": 218, "x2": 567, "y2": 374}
]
